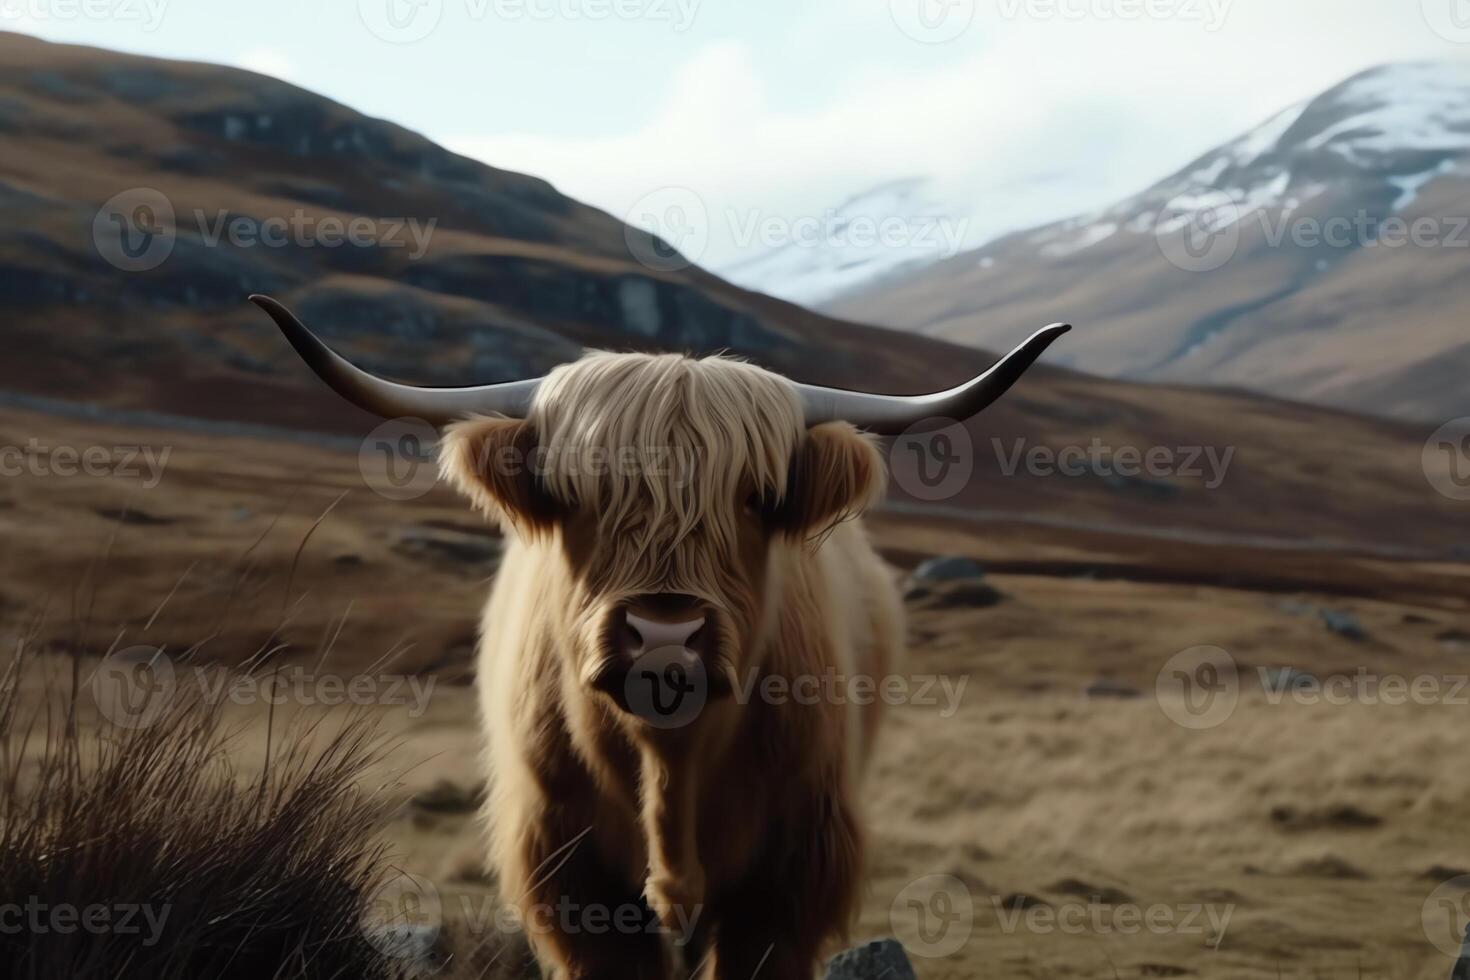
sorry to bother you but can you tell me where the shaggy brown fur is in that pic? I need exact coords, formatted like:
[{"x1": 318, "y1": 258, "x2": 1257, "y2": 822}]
[{"x1": 441, "y1": 352, "x2": 904, "y2": 979}]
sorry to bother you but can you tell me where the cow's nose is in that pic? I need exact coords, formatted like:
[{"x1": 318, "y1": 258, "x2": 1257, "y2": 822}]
[{"x1": 618, "y1": 593, "x2": 711, "y2": 661}]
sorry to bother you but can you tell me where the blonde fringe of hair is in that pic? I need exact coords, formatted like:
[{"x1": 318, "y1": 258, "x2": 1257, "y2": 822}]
[{"x1": 534, "y1": 351, "x2": 803, "y2": 575}]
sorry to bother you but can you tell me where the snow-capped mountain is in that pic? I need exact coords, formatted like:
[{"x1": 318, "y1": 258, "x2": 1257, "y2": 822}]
[
  {"x1": 1029, "y1": 60, "x2": 1470, "y2": 260},
  {"x1": 827, "y1": 62, "x2": 1470, "y2": 423},
  {"x1": 717, "y1": 167, "x2": 1134, "y2": 306},
  {"x1": 716, "y1": 178, "x2": 967, "y2": 307}
]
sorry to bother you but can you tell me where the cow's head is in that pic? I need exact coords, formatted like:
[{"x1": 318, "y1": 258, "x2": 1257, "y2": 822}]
[{"x1": 250, "y1": 296, "x2": 1066, "y2": 720}]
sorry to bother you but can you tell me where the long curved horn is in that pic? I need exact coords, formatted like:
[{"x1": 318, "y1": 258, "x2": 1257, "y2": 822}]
[
  {"x1": 795, "y1": 323, "x2": 1070, "y2": 434},
  {"x1": 250, "y1": 295, "x2": 543, "y2": 426}
]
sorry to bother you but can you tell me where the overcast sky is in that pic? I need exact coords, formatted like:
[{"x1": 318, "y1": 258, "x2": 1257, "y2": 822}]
[{"x1": 7, "y1": 1, "x2": 1470, "y2": 268}]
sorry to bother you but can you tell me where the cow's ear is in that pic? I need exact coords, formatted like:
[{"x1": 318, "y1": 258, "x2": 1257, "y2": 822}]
[
  {"x1": 778, "y1": 421, "x2": 885, "y2": 539},
  {"x1": 439, "y1": 417, "x2": 560, "y2": 535}
]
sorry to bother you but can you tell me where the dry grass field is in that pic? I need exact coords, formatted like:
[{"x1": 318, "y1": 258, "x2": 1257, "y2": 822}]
[{"x1": 3, "y1": 404, "x2": 1469, "y2": 978}]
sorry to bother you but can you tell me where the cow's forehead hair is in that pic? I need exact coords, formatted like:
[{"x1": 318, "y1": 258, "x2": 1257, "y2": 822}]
[{"x1": 528, "y1": 351, "x2": 805, "y2": 538}]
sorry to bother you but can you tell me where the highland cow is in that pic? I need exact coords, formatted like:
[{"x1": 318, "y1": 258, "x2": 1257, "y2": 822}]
[{"x1": 252, "y1": 294, "x2": 1067, "y2": 978}]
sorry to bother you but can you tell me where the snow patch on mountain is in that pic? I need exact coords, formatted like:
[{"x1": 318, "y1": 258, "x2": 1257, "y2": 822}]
[
  {"x1": 1019, "y1": 61, "x2": 1470, "y2": 262},
  {"x1": 727, "y1": 62, "x2": 1470, "y2": 307},
  {"x1": 717, "y1": 177, "x2": 970, "y2": 307}
]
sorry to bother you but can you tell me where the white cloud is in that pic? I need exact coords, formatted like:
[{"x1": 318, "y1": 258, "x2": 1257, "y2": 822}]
[{"x1": 442, "y1": 2, "x2": 1470, "y2": 271}]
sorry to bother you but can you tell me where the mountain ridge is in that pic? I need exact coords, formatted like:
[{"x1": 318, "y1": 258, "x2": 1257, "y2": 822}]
[{"x1": 827, "y1": 60, "x2": 1470, "y2": 423}]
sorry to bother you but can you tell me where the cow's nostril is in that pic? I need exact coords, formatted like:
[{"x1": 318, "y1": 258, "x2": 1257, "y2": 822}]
[{"x1": 621, "y1": 620, "x2": 644, "y2": 652}]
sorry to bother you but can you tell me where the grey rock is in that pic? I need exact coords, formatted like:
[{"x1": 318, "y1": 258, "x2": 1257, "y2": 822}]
[
  {"x1": 910, "y1": 556, "x2": 986, "y2": 585},
  {"x1": 1318, "y1": 608, "x2": 1368, "y2": 641},
  {"x1": 411, "y1": 779, "x2": 485, "y2": 815},
  {"x1": 823, "y1": 938, "x2": 917, "y2": 980},
  {"x1": 393, "y1": 528, "x2": 503, "y2": 567},
  {"x1": 1084, "y1": 677, "x2": 1141, "y2": 700},
  {"x1": 922, "y1": 581, "x2": 1005, "y2": 610},
  {"x1": 1452, "y1": 923, "x2": 1470, "y2": 980},
  {"x1": 1098, "y1": 471, "x2": 1180, "y2": 500},
  {"x1": 902, "y1": 584, "x2": 932, "y2": 603}
]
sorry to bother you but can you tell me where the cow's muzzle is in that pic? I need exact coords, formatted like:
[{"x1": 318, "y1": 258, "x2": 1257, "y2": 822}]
[{"x1": 592, "y1": 594, "x2": 731, "y2": 723}]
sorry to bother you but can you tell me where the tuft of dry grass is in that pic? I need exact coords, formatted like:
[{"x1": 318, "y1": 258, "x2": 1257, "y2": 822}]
[{"x1": 0, "y1": 640, "x2": 417, "y2": 980}]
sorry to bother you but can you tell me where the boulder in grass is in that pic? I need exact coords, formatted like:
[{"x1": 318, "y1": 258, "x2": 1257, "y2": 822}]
[
  {"x1": 923, "y1": 580, "x2": 1006, "y2": 610},
  {"x1": 906, "y1": 556, "x2": 1001, "y2": 607},
  {"x1": 393, "y1": 527, "x2": 502, "y2": 567},
  {"x1": 910, "y1": 556, "x2": 986, "y2": 585},
  {"x1": 824, "y1": 939, "x2": 917, "y2": 980},
  {"x1": 1084, "y1": 677, "x2": 1141, "y2": 700},
  {"x1": 1318, "y1": 608, "x2": 1368, "y2": 641},
  {"x1": 411, "y1": 779, "x2": 485, "y2": 815}
]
